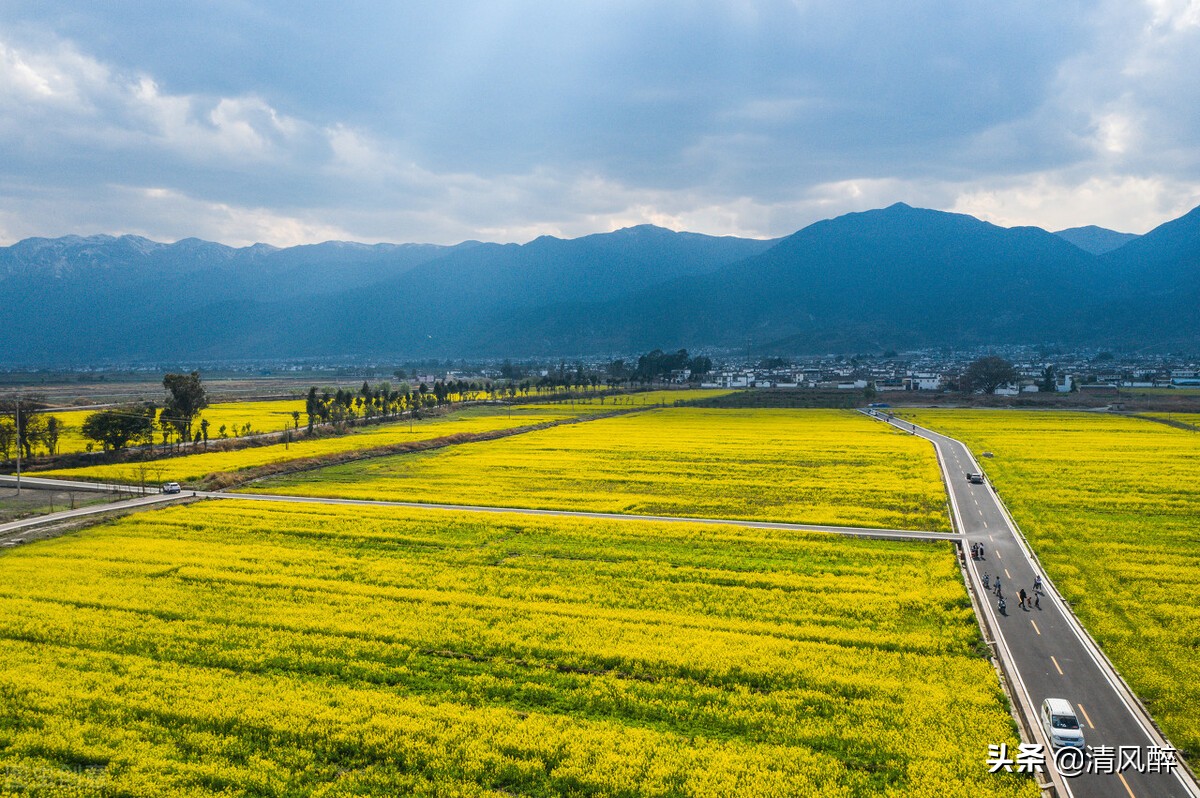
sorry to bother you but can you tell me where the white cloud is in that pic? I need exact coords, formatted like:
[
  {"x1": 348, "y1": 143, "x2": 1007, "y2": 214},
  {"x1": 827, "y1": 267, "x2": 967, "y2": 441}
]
[
  {"x1": 2, "y1": 4, "x2": 1200, "y2": 248},
  {"x1": 951, "y1": 174, "x2": 1200, "y2": 233},
  {"x1": 1144, "y1": 0, "x2": 1200, "y2": 30}
]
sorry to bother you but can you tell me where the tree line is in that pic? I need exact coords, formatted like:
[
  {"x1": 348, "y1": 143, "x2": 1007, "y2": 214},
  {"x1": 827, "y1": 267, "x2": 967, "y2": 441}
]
[{"x1": 0, "y1": 401, "x2": 64, "y2": 460}]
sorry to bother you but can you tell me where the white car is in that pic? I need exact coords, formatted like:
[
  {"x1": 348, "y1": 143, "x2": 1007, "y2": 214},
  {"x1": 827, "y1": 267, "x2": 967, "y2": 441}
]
[
  {"x1": 1040, "y1": 698, "x2": 1085, "y2": 749},
  {"x1": 966, "y1": 472, "x2": 985, "y2": 484},
  {"x1": 161, "y1": 482, "x2": 182, "y2": 494}
]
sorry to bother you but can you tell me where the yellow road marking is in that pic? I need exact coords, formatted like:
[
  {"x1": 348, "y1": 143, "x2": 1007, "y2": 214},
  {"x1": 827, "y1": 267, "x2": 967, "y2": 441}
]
[
  {"x1": 1076, "y1": 703, "x2": 1095, "y2": 729},
  {"x1": 1031, "y1": 620, "x2": 1041, "y2": 635},
  {"x1": 1051, "y1": 655, "x2": 1063, "y2": 675},
  {"x1": 1117, "y1": 772, "x2": 1136, "y2": 798}
]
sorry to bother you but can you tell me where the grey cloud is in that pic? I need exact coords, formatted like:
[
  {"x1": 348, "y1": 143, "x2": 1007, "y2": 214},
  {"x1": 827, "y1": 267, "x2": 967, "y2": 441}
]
[{"x1": 0, "y1": 1, "x2": 1197, "y2": 245}]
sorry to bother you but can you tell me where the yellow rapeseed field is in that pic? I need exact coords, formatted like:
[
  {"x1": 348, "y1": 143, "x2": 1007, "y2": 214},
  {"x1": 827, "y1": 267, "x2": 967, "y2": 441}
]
[
  {"x1": 514, "y1": 388, "x2": 736, "y2": 411},
  {"x1": 0, "y1": 501, "x2": 1034, "y2": 797},
  {"x1": 39, "y1": 404, "x2": 600, "y2": 486},
  {"x1": 900, "y1": 409, "x2": 1200, "y2": 759},
  {"x1": 45, "y1": 399, "x2": 307, "y2": 455},
  {"x1": 247, "y1": 408, "x2": 952, "y2": 531},
  {"x1": 1143, "y1": 411, "x2": 1200, "y2": 431}
]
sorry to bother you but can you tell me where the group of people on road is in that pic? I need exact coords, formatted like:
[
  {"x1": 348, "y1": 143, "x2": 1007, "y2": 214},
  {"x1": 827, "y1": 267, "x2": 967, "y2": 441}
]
[
  {"x1": 984, "y1": 568, "x2": 1044, "y2": 615},
  {"x1": 971, "y1": 542, "x2": 985, "y2": 559}
]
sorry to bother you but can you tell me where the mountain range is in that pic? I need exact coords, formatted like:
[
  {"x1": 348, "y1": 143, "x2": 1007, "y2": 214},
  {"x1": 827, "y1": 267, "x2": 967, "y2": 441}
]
[{"x1": 3, "y1": 203, "x2": 1198, "y2": 365}]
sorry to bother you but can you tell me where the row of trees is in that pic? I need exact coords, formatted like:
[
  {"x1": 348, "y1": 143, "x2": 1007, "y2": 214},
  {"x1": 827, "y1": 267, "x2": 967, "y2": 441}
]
[
  {"x1": 302, "y1": 379, "x2": 490, "y2": 432},
  {"x1": 77, "y1": 372, "x2": 212, "y2": 453},
  {"x1": 632, "y1": 349, "x2": 712, "y2": 382},
  {"x1": 0, "y1": 403, "x2": 64, "y2": 460}
]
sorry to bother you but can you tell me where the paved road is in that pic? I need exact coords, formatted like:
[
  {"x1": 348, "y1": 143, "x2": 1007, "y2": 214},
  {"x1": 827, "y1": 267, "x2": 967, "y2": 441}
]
[
  {"x1": 0, "y1": 476, "x2": 956, "y2": 546},
  {"x1": 0, "y1": 474, "x2": 149, "y2": 494},
  {"x1": 0, "y1": 492, "x2": 181, "y2": 538},
  {"x1": 867, "y1": 411, "x2": 1197, "y2": 798}
]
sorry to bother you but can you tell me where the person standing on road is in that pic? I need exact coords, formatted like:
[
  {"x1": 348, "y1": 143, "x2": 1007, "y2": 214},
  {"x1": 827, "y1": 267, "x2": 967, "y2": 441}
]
[{"x1": 1018, "y1": 588, "x2": 1028, "y2": 610}]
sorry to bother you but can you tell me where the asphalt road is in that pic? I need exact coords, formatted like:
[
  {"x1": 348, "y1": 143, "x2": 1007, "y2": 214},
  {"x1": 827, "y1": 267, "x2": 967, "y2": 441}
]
[
  {"x1": 0, "y1": 492, "x2": 181, "y2": 538},
  {"x1": 0, "y1": 473, "x2": 148, "y2": 494},
  {"x1": 867, "y1": 411, "x2": 1198, "y2": 798}
]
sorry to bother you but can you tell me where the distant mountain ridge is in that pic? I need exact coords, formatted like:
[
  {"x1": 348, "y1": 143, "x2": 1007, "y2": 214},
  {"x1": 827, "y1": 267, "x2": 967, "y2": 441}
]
[
  {"x1": 2, "y1": 205, "x2": 1198, "y2": 365},
  {"x1": 1053, "y1": 225, "x2": 1140, "y2": 255}
]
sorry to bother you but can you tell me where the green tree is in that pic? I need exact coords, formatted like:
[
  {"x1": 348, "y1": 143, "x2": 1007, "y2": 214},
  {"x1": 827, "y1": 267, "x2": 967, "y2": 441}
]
[
  {"x1": 17, "y1": 408, "x2": 46, "y2": 459},
  {"x1": 305, "y1": 386, "x2": 320, "y2": 433},
  {"x1": 162, "y1": 371, "x2": 209, "y2": 442},
  {"x1": 961, "y1": 356, "x2": 1018, "y2": 395},
  {"x1": 1039, "y1": 365, "x2": 1056, "y2": 393},
  {"x1": 42, "y1": 415, "x2": 63, "y2": 455},
  {"x1": 0, "y1": 417, "x2": 15, "y2": 461},
  {"x1": 82, "y1": 410, "x2": 153, "y2": 452}
]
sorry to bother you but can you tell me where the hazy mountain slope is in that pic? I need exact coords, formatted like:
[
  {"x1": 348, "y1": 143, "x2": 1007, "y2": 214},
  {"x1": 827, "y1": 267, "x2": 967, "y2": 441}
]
[
  {"x1": 4, "y1": 203, "x2": 1199, "y2": 364},
  {"x1": 1053, "y1": 225, "x2": 1140, "y2": 255},
  {"x1": 1087, "y1": 206, "x2": 1200, "y2": 347},
  {"x1": 0, "y1": 226, "x2": 774, "y2": 362},
  {"x1": 485, "y1": 204, "x2": 1100, "y2": 354}
]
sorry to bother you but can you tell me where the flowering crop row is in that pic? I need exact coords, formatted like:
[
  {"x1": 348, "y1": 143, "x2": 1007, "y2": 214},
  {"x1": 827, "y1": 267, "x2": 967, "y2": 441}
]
[
  {"x1": 0, "y1": 501, "x2": 1032, "y2": 796},
  {"x1": 45, "y1": 399, "x2": 307, "y2": 455},
  {"x1": 39, "y1": 404, "x2": 598, "y2": 486},
  {"x1": 246, "y1": 408, "x2": 952, "y2": 531},
  {"x1": 901, "y1": 409, "x2": 1200, "y2": 760}
]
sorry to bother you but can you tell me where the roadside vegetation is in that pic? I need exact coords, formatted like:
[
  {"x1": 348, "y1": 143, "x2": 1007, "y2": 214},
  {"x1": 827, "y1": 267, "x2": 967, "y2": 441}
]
[
  {"x1": 0, "y1": 500, "x2": 1033, "y2": 797},
  {"x1": 247, "y1": 408, "x2": 952, "y2": 531},
  {"x1": 899, "y1": 409, "x2": 1200, "y2": 759}
]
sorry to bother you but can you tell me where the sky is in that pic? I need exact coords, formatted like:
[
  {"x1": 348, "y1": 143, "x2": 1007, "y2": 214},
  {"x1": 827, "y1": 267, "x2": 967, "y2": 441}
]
[{"x1": 2, "y1": 1, "x2": 1200, "y2": 247}]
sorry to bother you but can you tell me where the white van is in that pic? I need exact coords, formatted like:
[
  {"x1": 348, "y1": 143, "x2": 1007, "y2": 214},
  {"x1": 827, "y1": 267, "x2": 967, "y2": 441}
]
[{"x1": 1040, "y1": 698, "x2": 1085, "y2": 749}]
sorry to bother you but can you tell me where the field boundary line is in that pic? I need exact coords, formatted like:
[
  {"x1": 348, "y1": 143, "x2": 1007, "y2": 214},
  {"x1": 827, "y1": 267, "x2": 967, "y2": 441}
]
[{"x1": 205, "y1": 491, "x2": 957, "y2": 541}]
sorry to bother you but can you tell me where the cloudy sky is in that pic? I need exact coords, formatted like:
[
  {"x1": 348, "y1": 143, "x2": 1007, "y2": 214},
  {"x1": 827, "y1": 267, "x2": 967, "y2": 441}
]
[{"x1": 2, "y1": 1, "x2": 1200, "y2": 246}]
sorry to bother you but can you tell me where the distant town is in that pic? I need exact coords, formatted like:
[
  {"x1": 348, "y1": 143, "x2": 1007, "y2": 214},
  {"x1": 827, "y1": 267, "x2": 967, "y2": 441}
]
[{"x1": 4, "y1": 347, "x2": 1199, "y2": 397}]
